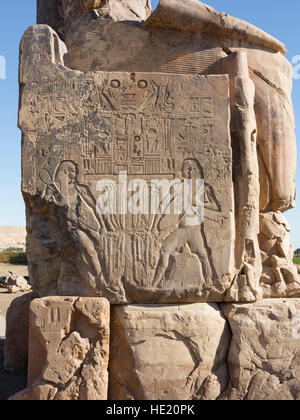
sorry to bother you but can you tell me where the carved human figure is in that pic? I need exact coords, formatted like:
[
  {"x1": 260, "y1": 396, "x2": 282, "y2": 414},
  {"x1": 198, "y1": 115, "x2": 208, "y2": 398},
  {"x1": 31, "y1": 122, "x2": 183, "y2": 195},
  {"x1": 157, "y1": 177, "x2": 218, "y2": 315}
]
[
  {"x1": 43, "y1": 161, "x2": 106, "y2": 292},
  {"x1": 152, "y1": 159, "x2": 218, "y2": 288}
]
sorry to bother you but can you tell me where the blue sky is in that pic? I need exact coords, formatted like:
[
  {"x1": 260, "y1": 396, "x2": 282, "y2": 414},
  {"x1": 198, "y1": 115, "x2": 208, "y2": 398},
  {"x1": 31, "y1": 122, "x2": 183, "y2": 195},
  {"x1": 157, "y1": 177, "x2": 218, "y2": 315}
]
[{"x1": 0, "y1": 0, "x2": 299, "y2": 248}]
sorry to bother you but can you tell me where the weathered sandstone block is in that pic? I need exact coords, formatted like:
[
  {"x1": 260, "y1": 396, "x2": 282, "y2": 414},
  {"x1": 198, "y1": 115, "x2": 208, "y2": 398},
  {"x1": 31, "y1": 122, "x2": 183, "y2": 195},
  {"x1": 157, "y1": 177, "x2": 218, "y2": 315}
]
[
  {"x1": 36, "y1": 0, "x2": 297, "y2": 214},
  {"x1": 10, "y1": 297, "x2": 110, "y2": 400},
  {"x1": 22, "y1": 1, "x2": 299, "y2": 302},
  {"x1": 109, "y1": 303, "x2": 231, "y2": 400},
  {"x1": 21, "y1": 25, "x2": 240, "y2": 303},
  {"x1": 259, "y1": 212, "x2": 300, "y2": 298},
  {"x1": 222, "y1": 299, "x2": 300, "y2": 400},
  {"x1": 4, "y1": 292, "x2": 37, "y2": 372}
]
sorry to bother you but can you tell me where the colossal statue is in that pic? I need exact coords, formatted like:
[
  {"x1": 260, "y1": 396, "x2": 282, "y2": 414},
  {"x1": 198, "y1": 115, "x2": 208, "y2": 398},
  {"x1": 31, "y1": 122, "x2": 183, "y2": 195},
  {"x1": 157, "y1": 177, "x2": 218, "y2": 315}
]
[
  {"x1": 20, "y1": 0, "x2": 298, "y2": 302},
  {"x1": 9, "y1": 0, "x2": 300, "y2": 402}
]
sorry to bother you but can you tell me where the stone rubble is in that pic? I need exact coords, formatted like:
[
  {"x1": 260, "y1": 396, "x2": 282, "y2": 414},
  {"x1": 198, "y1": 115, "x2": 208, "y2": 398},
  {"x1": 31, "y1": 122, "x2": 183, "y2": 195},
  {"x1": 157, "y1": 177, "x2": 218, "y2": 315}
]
[{"x1": 0, "y1": 273, "x2": 31, "y2": 294}]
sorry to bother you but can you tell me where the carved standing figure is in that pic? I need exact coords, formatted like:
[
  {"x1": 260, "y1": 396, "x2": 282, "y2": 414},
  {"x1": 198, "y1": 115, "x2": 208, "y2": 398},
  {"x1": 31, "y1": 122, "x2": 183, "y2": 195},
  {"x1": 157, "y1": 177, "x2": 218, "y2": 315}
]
[{"x1": 153, "y1": 159, "x2": 219, "y2": 288}]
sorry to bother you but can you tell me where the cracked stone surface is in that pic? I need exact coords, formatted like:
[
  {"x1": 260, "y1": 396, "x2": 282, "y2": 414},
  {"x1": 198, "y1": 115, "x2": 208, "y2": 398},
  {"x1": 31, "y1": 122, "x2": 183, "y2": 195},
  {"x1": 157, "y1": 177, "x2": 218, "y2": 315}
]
[
  {"x1": 221, "y1": 299, "x2": 300, "y2": 400},
  {"x1": 9, "y1": 297, "x2": 110, "y2": 401},
  {"x1": 11, "y1": 0, "x2": 300, "y2": 400},
  {"x1": 19, "y1": 1, "x2": 299, "y2": 303},
  {"x1": 37, "y1": 0, "x2": 297, "y2": 215},
  {"x1": 4, "y1": 292, "x2": 37, "y2": 372},
  {"x1": 21, "y1": 24, "x2": 238, "y2": 304},
  {"x1": 110, "y1": 300, "x2": 300, "y2": 400},
  {"x1": 109, "y1": 303, "x2": 230, "y2": 400}
]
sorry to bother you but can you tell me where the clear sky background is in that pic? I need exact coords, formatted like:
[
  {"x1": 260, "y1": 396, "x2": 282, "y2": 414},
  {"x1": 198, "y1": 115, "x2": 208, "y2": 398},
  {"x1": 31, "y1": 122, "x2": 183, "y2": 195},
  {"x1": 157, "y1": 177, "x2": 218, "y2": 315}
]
[{"x1": 0, "y1": 0, "x2": 299, "y2": 248}]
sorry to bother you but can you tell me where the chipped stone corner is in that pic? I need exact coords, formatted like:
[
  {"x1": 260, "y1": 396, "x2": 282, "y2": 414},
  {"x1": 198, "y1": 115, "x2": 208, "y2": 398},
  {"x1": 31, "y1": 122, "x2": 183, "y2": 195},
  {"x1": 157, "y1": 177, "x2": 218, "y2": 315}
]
[{"x1": 10, "y1": 297, "x2": 110, "y2": 401}]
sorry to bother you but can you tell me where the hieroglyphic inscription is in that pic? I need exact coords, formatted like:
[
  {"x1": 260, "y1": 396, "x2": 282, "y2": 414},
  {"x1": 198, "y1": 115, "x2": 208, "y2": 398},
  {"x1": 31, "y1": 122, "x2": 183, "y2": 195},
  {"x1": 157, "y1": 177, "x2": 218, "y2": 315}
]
[{"x1": 22, "y1": 69, "x2": 234, "y2": 301}]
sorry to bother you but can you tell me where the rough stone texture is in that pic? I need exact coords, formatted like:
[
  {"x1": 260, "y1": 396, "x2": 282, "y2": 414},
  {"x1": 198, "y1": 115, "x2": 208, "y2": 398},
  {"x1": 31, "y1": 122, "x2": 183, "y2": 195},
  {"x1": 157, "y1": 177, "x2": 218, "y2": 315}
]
[
  {"x1": 20, "y1": 0, "x2": 299, "y2": 302},
  {"x1": 259, "y1": 212, "x2": 300, "y2": 298},
  {"x1": 4, "y1": 292, "x2": 37, "y2": 372},
  {"x1": 10, "y1": 297, "x2": 110, "y2": 400},
  {"x1": 109, "y1": 303, "x2": 230, "y2": 400},
  {"x1": 50, "y1": 0, "x2": 296, "y2": 215},
  {"x1": 223, "y1": 52, "x2": 262, "y2": 303},
  {"x1": 37, "y1": 0, "x2": 151, "y2": 41},
  {"x1": 20, "y1": 25, "x2": 238, "y2": 303},
  {"x1": 37, "y1": 0, "x2": 65, "y2": 40},
  {"x1": 80, "y1": 0, "x2": 109, "y2": 12},
  {"x1": 222, "y1": 299, "x2": 300, "y2": 400},
  {"x1": 144, "y1": 0, "x2": 285, "y2": 53},
  {"x1": 14, "y1": 0, "x2": 300, "y2": 402}
]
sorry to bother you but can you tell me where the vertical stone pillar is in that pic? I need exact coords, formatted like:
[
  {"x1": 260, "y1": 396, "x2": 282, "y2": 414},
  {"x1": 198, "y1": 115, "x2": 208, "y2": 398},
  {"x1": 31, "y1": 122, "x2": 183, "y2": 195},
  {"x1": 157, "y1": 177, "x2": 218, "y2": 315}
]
[
  {"x1": 226, "y1": 52, "x2": 262, "y2": 302},
  {"x1": 4, "y1": 293, "x2": 37, "y2": 372}
]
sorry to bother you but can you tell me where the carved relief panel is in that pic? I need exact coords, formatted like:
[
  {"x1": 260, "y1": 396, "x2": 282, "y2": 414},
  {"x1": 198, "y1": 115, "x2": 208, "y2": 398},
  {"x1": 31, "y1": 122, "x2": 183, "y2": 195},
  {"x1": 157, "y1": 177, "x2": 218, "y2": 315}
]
[{"x1": 20, "y1": 30, "x2": 234, "y2": 302}]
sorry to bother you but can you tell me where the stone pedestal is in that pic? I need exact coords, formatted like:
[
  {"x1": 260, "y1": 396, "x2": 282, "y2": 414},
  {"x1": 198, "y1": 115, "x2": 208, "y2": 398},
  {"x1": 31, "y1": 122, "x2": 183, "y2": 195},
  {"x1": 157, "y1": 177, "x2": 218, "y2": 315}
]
[
  {"x1": 222, "y1": 299, "x2": 300, "y2": 400},
  {"x1": 8, "y1": 298, "x2": 300, "y2": 400},
  {"x1": 4, "y1": 293, "x2": 37, "y2": 372},
  {"x1": 10, "y1": 297, "x2": 110, "y2": 401},
  {"x1": 109, "y1": 303, "x2": 230, "y2": 400}
]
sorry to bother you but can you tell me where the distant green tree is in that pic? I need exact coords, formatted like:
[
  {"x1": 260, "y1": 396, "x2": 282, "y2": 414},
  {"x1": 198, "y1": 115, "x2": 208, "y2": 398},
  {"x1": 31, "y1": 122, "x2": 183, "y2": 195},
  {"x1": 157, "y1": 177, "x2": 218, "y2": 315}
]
[{"x1": 294, "y1": 248, "x2": 300, "y2": 256}]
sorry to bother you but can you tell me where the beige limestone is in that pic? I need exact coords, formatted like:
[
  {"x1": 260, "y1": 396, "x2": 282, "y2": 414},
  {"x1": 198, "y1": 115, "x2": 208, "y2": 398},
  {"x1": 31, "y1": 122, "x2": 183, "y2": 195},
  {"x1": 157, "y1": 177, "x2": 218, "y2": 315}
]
[
  {"x1": 222, "y1": 299, "x2": 300, "y2": 400},
  {"x1": 13, "y1": 0, "x2": 300, "y2": 402},
  {"x1": 4, "y1": 292, "x2": 36, "y2": 372},
  {"x1": 10, "y1": 297, "x2": 110, "y2": 400},
  {"x1": 109, "y1": 303, "x2": 230, "y2": 400},
  {"x1": 35, "y1": 0, "x2": 297, "y2": 216}
]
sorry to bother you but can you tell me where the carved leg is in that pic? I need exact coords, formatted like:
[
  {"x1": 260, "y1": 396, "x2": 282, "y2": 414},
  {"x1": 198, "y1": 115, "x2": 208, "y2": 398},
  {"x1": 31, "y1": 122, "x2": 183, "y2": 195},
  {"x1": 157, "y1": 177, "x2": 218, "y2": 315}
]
[
  {"x1": 188, "y1": 229, "x2": 213, "y2": 286},
  {"x1": 226, "y1": 52, "x2": 263, "y2": 302},
  {"x1": 152, "y1": 228, "x2": 185, "y2": 288}
]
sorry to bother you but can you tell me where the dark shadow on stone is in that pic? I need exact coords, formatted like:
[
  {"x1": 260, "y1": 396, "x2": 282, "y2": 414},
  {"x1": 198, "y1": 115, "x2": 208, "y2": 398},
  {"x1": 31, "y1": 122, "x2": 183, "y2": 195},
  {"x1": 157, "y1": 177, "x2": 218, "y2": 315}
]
[{"x1": 0, "y1": 339, "x2": 27, "y2": 401}]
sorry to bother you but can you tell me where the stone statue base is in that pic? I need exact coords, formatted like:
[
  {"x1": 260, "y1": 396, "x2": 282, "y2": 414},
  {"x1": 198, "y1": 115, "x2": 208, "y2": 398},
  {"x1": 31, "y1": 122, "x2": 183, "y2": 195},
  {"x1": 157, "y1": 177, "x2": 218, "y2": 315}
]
[{"x1": 8, "y1": 297, "x2": 300, "y2": 400}]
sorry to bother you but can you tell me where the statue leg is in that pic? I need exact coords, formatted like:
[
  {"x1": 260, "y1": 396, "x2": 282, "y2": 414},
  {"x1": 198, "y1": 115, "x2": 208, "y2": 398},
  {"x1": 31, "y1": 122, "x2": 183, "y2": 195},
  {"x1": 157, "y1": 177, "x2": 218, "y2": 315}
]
[{"x1": 153, "y1": 228, "x2": 185, "y2": 288}]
